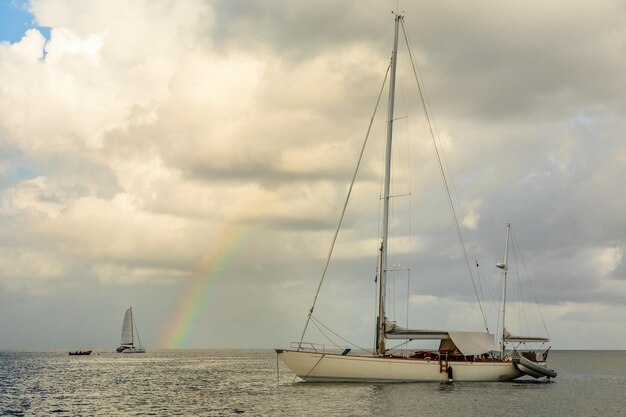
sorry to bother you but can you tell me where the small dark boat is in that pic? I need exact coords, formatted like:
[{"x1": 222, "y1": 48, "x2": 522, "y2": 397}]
[{"x1": 69, "y1": 350, "x2": 92, "y2": 356}]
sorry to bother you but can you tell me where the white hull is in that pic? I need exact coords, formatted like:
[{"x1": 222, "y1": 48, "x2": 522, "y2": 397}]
[
  {"x1": 121, "y1": 348, "x2": 145, "y2": 354},
  {"x1": 277, "y1": 350, "x2": 523, "y2": 382}
]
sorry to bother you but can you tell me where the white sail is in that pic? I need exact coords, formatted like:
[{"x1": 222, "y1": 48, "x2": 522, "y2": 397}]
[{"x1": 120, "y1": 308, "x2": 133, "y2": 346}]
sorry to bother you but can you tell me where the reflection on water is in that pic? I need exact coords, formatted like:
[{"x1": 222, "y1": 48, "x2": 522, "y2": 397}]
[{"x1": 0, "y1": 350, "x2": 624, "y2": 416}]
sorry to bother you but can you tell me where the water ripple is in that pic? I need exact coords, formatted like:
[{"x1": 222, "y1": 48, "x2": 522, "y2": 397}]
[{"x1": 0, "y1": 350, "x2": 624, "y2": 416}]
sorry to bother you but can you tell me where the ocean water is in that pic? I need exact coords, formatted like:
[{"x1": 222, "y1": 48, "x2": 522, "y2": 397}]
[{"x1": 0, "y1": 349, "x2": 624, "y2": 416}]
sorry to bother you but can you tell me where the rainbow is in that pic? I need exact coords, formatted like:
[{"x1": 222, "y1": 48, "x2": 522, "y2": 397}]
[{"x1": 161, "y1": 224, "x2": 246, "y2": 348}]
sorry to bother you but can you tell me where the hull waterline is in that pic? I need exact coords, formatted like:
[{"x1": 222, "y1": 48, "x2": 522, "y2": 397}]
[
  {"x1": 277, "y1": 349, "x2": 523, "y2": 382},
  {"x1": 69, "y1": 350, "x2": 92, "y2": 356},
  {"x1": 119, "y1": 347, "x2": 145, "y2": 354}
]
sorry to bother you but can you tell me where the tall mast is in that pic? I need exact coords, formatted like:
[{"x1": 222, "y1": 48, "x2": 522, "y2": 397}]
[
  {"x1": 496, "y1": 223, "x2": 511, "y2": 356},
  {"x1": 377, "y1": 13, "x2": 401, "y2": 356},
  {"x1": 130, "y1": 307, "x2": 134, "y2": 345}
]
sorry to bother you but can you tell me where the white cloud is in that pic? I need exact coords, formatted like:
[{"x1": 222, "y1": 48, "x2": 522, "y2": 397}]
[
  {"x1": 592, "y1": 246, "x2": 622, "y2": 276},
  {"x1": 0, "y1": 249, "x2": 64, "y2": 282},
  {"x1": 461, "y1": 199, "x2": 482, "y2": 230},
  {"x1": 1, "y1": 0, "x2": 626, "y2": 349},
  {"x1": 1, "y1": 176, "x2": 65, "y2": 218},
  {"x1": 45, "y1": 28, "x2": 103, "y2": 62}
]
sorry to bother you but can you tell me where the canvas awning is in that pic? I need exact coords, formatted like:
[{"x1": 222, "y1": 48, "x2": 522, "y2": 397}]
[{"x1": 447, "y1": 331, "x2": 498, "y2": 356}]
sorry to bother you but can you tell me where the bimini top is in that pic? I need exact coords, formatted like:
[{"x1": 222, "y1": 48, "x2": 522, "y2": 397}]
[{"x1": 385, "y1": 321, "x2": 498, "y2": 356}]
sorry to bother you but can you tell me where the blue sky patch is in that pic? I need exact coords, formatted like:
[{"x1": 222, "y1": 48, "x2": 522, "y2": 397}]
[{"x1": 0, "y1": 0, "x2": 50, "y2": 43}]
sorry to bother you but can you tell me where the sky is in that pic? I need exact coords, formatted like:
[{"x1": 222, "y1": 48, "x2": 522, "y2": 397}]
[{"x1": 0, "y1": 0, "x2": 625, "y2": 351}]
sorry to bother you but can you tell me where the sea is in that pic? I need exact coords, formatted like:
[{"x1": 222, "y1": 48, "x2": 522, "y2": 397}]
[{"x1": 0, "y1": 349, "x2": 624, "y2": 416}]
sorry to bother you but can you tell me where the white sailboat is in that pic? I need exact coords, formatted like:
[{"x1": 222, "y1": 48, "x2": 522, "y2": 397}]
[
  {"x1": 116, "y1": 306, "x2": 146, "y2": 353},
  {"x1": 276, "y1": 14, "x2": 555, "y2": 382}
]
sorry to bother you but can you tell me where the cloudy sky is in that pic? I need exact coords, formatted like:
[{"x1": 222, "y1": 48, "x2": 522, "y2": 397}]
[{"x1": 1, "y1": 0, "x2": 625, "y2": 351}]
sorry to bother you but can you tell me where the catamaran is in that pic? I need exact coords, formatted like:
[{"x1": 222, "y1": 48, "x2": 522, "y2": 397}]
[
  {"x1": 116, "y1": 306, "x2": 146, "y2": 353},
  {"x1": 276, "y1": 14, "x2": 556, "y2": 382}
]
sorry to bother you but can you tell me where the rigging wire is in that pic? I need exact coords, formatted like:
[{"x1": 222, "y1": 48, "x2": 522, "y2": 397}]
[
  {"x1": 496, "y1": 275, "x2": 503, "y2": 343},
  {"x1": 513, "y1": 248, "x2": 526, "y2": 336},
  {"x1": 395, "y1": 73, "x2": 414, "y2": 335},
  {"x1": 474, "y1": 260, "x2": 490, "y2": 326},
  {"x1": 373, "y1": 128, "x2": 386, "y2": 352},
  {"x1": 297, "y1": 62, "x2": 392, "y2": 350},
  {"x1": 400, "y1": 19, "x2": 489, "y2": 332},
  {"x1": 310, "y1": 315, "x2": 372, "y2": 354},
  {"x1": 475, "y1": 260, "x2": 487, "y2": 305},
  {"x1": 475, "y1": 260, "x2": 499, "y2": 334},
  {"x1": 394, "y1": 75, "x2": 414, "y2": 351},
  {"x1": 511, "y1": 227, "x2": 550, "y2": 338},
  {"x1": 478, "y1": 260, "x2": 498, "y2": 305}
]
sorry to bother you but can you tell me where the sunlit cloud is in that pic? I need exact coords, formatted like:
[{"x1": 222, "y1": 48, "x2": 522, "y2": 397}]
[{"x1": 1, "y1": 0, "x2": 625, "y2": 349}]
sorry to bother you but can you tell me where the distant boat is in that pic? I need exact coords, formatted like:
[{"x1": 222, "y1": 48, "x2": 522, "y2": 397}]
[
  {"x1": 116, "y1": 307, "x2": 146, "y2": 353},
  {"x1": 69, "y1": 350, "x2": 92, "y2": 356}
]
